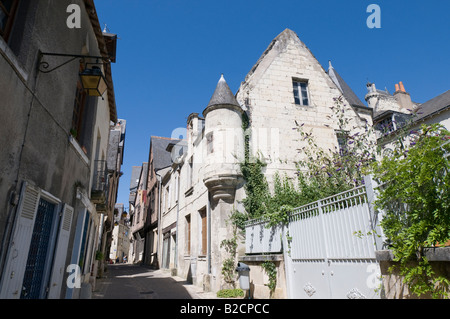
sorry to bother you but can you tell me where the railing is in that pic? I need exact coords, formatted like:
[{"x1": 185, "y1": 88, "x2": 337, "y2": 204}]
[{"x1": 91, "y1": 160, "x2": 109, "y2": 206}]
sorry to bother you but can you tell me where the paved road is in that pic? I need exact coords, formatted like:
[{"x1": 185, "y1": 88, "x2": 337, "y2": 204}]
[{"x1": 92, "y1": 264, "x2": 216, "y2": 299}]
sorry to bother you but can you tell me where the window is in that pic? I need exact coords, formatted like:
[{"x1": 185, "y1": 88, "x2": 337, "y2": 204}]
[
  {"x1": 0, "y1": 0, "x2": 20, "y2": 42},
  {"x1": 71, "y1": 80, "x2": 87, "y2": 142},
  {"x1": 376, "y1": 115, "x2": 395, "y2": 135},
  {"x1": 206, "y1": 132, "x2": 214, "y2": 154},
  {"x1": 199, "y1": 208, "x2": 207, "y2": 256},
  {"x1": 187, "y1": 156, "x2": 193, "y2": 189},
  {"x1": 150, "y1": 161, "x2": 154, "y2": 179},
  {"x1": 336, "y1": 130, "x2": 349, "y2": 156},
  {"x1": 185, "y1": 215, "x2": 191, "y2": 255},
  {"x1": 293, "y1": 80, "x2": 309, "y2": 106}
]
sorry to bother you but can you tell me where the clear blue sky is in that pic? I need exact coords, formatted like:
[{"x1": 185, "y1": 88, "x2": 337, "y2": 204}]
[{"x1": 94, "y1": 0, "x2": 450, "y2": 211}]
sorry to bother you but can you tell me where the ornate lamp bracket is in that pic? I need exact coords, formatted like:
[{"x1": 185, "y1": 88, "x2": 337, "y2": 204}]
[{"x1": 37, "y1": 52, "x2": 106, "y2": 73}]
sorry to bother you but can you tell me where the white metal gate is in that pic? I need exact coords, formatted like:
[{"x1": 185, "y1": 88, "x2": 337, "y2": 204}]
[
  {"x1": 283, "y1": 184, "x2": 382, "y2": 299},
  {"x1": 244, "y1": 176, "x2": 384, "y2": 299}
]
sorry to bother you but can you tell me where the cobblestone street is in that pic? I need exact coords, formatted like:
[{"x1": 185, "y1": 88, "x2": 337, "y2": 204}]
[{"x1": 92, "y1": 264, "x2": 217, "y2": 299}]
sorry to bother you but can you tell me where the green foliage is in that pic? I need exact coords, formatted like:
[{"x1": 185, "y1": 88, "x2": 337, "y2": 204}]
[
  {"x1": 95, "y1": 250, "x2": 104, "y2": 261},
  {"x1": 261, "y1": 261, "x2": 277, "y2": 297},
  {"x1": 239, "y1": 156, "x2": 271, "y2": 221},
  {"x1": 216, "y1": 288, "x2": 245, "y2": 298},
  {"x1": 294, "y1": 96, "x2": 376, "y2": 201},
  {"x1": 373, "y1": 124, "x2": 450, "y2": 298},
  {"x1": 220, "y1": 223, "x2": 238, "y2": 286}
]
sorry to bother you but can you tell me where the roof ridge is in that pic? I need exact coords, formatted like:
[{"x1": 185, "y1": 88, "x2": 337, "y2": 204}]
[{"x1": 151, "y1": 136, "x2": 178, "y2": 141}]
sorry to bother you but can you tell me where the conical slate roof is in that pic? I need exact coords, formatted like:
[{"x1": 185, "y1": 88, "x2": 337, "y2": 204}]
[
  {"x1": 203, "y1": 74, "x2": 242, "y2": 117},
  {"x1": 207, "y1": 74, "x2": 240, "y2": 108}
]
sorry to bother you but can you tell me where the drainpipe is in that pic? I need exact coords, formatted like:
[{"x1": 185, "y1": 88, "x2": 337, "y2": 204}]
[
  {"x1": 175, "y1": 167, "x2": 180, "y2": 269},
  {"x1": 207, "y1": 191, "x2": 212, "y2": 274}
]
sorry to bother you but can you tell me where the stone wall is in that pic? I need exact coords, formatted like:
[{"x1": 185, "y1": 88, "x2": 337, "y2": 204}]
[
  {"x1": 376, "y1": 248, "x2": 450, "y2": 299},
  {"x1": 238, "y1": 255, "x2": 287, "y2": 299}
]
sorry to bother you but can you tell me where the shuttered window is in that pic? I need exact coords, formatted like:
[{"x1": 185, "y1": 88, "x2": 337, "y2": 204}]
[
  {"x1": 185, "y1": 215, "x2": 191, "y2": 255},
  {"x1": 71, "y1": 80, "x2": 87, "y2": 142},
  {"x1": 199, "y1": 208, "x2": 207, "y2": 256}
]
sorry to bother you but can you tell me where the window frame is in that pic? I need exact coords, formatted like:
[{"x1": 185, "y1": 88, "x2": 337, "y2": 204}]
[
  {"x1": 292, "y1": 79, "x2": 310, "y2": 106},
  {"x1": 0, "y1": 0, "x2": 20, "y2": 42},
  {"x1": 336, "y1": 130, "x2": 349, "y2": 156},
  {"x1": 199, "y1": 208, "x2": 207, "y2": 256},
  {"x1": 185, "y1": 214, "x2": 191, "y2": 256},
  {"x1": 72, "y1": 77, "x2": 87, "y2": 143}
]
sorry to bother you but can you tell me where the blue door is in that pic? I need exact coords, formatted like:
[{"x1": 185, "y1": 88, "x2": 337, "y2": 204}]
[{"x1": 20, "y1": 198, "x2": 56, "y2": 299}]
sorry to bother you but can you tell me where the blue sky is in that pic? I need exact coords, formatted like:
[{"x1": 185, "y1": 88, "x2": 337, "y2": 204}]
[{"x1": 94, "y1": 0, "x2": 450, "y2": 211}]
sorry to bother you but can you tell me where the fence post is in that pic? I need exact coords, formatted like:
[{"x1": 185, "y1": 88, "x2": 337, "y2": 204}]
[
  {"x1": 317, "y1": 199, "x2": 333, "y2": 298},
  {"x1": 363, "y1": 175, "x2": 385, "y2": 250}
]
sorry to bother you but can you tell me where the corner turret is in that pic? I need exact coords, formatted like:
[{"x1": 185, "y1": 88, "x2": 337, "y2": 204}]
[{"x1": 202, "y1": 75, "x2": 244, "y2": 202}]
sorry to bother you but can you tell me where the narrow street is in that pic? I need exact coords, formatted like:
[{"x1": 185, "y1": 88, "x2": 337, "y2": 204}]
[{"x1": 92, "y1": 264, "x2": 217, "y2": 299}]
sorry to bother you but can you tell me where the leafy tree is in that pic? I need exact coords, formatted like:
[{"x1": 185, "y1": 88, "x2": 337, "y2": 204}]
[{"x1": 372, "y1": 123, "x2": 450, "y2": 298}]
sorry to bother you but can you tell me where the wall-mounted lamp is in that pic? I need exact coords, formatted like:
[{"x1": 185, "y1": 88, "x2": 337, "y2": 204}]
[
  {"x1": 38, "y1": 52, "x2": 109, "y2": 97},
  {"x1": 80, "y1": 65, "x2": 108, "y2": 97}
]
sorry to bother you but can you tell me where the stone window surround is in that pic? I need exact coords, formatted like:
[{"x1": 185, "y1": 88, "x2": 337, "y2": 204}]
[{"x1": 292, "y1": 77, "x2": 310, "y2": 106}]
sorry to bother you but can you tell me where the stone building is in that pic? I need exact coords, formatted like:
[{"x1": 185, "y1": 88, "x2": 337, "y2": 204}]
[
  {"x1": 366, "y1": 81, "x2": 450, "y2": 156},
  {"x1": 0, "y1": 1, "x2": 121, "y2": 299},
  {"x1": 154, "y1": 28, "x2": 373, "y2": 294},
  {"x1": 143, "y1": 136, "x2": 178, "y2": 268},
  {"x1": 129, "y1": 163, "x2": 148, "y2": 263},
  {"x1": 109, "y1": 203, "x2": 130, "y2": 264}
]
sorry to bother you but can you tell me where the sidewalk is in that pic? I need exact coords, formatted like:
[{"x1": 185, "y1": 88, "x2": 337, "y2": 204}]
[
  {"x1": 92, "y1": 264, "x2": 219, "y2": 299},
  {"x1": 150, "y1": 268, "x2": 219, "y2": 299}
]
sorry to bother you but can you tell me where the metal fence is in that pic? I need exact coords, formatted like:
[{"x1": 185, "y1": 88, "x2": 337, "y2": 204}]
[
  {"x1": 244, "y1": 182, "x2": 381, "y2": 257},
  {"x1": 244, "y1": 176, "x2": 384, "y2": 298}
]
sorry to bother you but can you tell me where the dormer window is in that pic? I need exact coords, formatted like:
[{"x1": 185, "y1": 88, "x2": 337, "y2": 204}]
[
  {"x1": 376, "y1": 115, "x2": 396, "y2": 134},
  {"x1": 293, "y1": 79, "x2": 309, "y2": 106}
]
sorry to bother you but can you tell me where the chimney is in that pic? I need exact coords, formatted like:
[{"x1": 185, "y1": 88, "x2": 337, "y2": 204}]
[{"x1": 393, "y1": 81, "x2": 414, "y2": 111}]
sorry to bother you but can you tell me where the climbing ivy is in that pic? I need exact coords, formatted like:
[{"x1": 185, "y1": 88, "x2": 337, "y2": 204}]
[
  {"x1": 220, "y1": 222, "x2": 238, "y2": 287},
  {"x1": 261, "y1": 260, "x2": 277, "y2": 297}
]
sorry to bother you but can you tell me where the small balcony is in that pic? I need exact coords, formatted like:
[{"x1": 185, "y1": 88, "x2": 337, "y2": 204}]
[{"x1": 91, "y1": 160, "x2": 109, "y2": 207}]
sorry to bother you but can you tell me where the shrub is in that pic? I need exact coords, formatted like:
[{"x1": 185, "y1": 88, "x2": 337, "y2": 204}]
[{"x1": 216, "y1": 288, "x2": 245, "y2": 298}]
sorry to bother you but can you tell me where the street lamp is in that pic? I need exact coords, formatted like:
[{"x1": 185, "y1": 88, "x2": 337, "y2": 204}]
[
  {"x1": 80, "y1": 66, "x2": 108, "y2": 97},
  {"x1": 38, "y1": 52, "x2": 109, "y2": 97}
]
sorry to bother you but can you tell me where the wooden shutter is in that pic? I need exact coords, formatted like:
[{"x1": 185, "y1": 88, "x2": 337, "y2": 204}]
[
  {"x1": 186, "y1": 215, "x2": 191, "y2": 255},
  {"x1": 0, "y1": 182, "x2": 40, "y2": 299},
  {"x1": 47, "y1": 204, "x2": 74, "y2": 299},
  {"x1": 201, "y1": 210, "x2": 207, "y2": 256}
]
